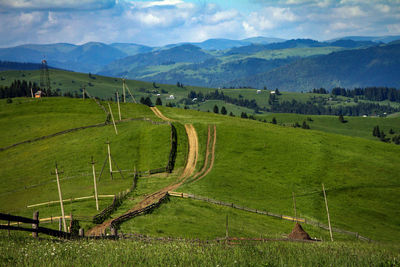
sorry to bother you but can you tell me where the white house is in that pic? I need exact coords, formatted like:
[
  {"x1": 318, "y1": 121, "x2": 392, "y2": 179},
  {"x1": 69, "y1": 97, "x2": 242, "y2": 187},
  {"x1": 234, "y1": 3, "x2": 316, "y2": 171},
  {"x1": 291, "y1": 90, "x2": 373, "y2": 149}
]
[
  {"x1": 256, "y1": 90, "x2": 262, "y2": 94},
  {"x1": 166, "y1": 95, "x2": 175, "y2": 100}
]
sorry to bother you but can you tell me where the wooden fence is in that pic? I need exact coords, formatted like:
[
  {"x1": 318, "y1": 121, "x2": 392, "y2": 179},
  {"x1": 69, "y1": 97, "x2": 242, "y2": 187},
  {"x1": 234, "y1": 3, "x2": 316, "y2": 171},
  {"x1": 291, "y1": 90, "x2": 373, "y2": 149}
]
[
  {"x1": 110, "y1": 193, "x2": 169, "y2": 231},
  {"x1": 168, "y1": 192, "x2": 373, "y2": 242},
  {"x1": 0, "y1": 212, "x2": 71, "y2": 239}
]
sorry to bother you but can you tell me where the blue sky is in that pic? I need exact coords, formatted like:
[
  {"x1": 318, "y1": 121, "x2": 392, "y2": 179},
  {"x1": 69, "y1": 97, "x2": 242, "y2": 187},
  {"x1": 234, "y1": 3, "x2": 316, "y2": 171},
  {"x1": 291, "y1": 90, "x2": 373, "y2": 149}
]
[{"x1": 0, "y1": 0, "x2": 399, "y2": 47}]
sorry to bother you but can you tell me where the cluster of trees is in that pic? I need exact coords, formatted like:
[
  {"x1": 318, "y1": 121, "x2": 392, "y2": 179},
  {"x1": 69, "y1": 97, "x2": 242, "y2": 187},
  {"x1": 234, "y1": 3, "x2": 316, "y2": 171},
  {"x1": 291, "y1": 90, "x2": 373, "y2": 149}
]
[
  {"x1": 269, "y1": 99, "x2": 399, "y2": 116},
  {"x1": 310, "y1": 88, "x2": 329, "y2": 94},
  {"x1": 187, "y1": 90, "x2": 261, "y2": 112},
  {"x1": 213, "y1": 105, "x2": 227, "y2": 115},
  {"x1": 372, "y1": 126, "x2": 400, "y2": 144},
  {"x1": 331, "y1": 87, "x2": 400, "y2": 102},
  {"x1": 139, "y1": 96, "x2": 153, "y2": 107},
  {"x1": 0, "y1": 80, "x2": 62, "y2": 99},
  {"x1": 293, "y1": 121, "x2": 310, "y2": 129}
]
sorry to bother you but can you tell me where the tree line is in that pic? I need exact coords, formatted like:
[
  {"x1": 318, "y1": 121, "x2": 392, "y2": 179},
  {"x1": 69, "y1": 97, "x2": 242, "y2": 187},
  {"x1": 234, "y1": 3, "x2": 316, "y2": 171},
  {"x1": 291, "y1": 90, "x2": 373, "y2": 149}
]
[
  {"x1": 311, "y1": 87, "x2": 400, "y2": 102},
  {"x1": 186, "y1": 90, "x2": 261, "y2": 112},
  {"x1": 0, "y1": 80, "x2": 60, "y2": 99},
  {"x1": 269, "y1": 99, "x2": 399, "y2": 116}
]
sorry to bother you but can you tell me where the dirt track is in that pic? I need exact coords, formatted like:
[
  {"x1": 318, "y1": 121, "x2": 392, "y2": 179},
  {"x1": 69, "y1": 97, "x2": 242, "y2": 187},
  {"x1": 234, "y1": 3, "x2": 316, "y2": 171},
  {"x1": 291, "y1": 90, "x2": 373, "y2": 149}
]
[
  {"x1": 192, "y1": 125, "x2": 217, "y2": 182},
  {"x1": 150, "y1": 106, "x2": 172, "y2": 121},
  {"x1": 87, "y1": 109, "x2": 198, "y2": 236}
]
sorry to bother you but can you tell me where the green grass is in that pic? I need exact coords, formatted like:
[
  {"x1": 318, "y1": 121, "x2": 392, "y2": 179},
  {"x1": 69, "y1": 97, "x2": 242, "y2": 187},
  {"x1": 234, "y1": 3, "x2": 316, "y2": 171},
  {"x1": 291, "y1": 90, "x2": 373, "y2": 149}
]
[
  {"x1": 1, "y1": 233, "x2": 399, "y2": 266},
  {"x1": 0, "y1": 98, "x2": 173, "y2": 221},
  {"x1": 152, "y1": 107, "x2": 400, "y2": 242},
  {"x1": 2, "y1": 97, "x2": 400, "y2": 245},
  {"x1": 120, "y1": 197, "x2": 350, "y2": 241},
  {"x1": 256, "y1": 113, "x2": 400, "y2": 141}
]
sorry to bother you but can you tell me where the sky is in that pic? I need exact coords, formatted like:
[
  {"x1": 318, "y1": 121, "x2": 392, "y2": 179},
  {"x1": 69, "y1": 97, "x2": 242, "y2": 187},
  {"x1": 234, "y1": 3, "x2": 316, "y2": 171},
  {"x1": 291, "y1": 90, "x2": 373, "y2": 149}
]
[{"x1": 0, "y1": 0, "x2": 399, "y2": 47}]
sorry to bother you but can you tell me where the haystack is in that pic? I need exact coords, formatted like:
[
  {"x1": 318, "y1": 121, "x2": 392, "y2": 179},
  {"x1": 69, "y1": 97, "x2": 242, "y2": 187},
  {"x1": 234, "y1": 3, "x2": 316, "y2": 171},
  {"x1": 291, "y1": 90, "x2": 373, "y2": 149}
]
[{"x1": 288, "y1": 223, "x2": 311, "y2": 240}]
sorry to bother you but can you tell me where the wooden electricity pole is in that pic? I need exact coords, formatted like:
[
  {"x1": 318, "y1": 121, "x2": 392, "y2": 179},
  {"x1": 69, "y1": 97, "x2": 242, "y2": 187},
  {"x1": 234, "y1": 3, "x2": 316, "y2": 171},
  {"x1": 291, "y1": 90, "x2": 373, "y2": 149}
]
[
  {"x1": 107, "y1": 103, "x2": 118, "y2": 135},
  {"x1": 322, "y1": 183, "x2": 333, "y2": 241},
  {"x1": 116, "y1": 90, "x2": 121, "y2": 121},
  {"x1": 55, "y1": 163, "x2": 67, "y2": 232},
  {"x1": 82, "y1": 86, "x2": 85, "y2": 100},
  {"x1": 91, "y1": 156, "x2": 99, "y2": 211},
  {"x1": 30, "y1": 87, "x2": 34, "y2": 98},
  {"x1": 107, "y1": 141, "x2": 113, "y2": 180},
  {"x1": 292, "y1": 192, "x2": 297, "y2": 221},
  {"x1": 122, "y1": 79, "x2": 126, "y2": 103}
]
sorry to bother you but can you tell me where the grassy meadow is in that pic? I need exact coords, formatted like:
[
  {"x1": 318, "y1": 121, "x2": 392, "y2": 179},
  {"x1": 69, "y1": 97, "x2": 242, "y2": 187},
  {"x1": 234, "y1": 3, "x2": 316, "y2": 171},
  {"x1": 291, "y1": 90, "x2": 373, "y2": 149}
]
[
  {"x1": 1, "y1": 232, "x2": 399, "y2": 267},
  {"x1": 0, "y1": 98, "x2": 174, "y2": 223},
  {"x1": 1, "y1": 92, "x2": 400, "y2": 265}
]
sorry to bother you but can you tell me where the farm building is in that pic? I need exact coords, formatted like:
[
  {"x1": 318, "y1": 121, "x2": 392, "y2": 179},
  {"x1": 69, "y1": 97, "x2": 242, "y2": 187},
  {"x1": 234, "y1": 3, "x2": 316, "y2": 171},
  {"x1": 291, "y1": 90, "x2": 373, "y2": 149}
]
[{"x1": 35, "y1": 91, "x2": 44, "y2": 98}]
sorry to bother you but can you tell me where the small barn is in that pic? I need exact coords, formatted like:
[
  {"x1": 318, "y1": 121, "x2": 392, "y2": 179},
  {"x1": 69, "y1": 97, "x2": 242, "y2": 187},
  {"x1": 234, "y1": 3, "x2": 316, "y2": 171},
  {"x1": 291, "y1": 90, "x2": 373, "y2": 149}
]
[{"x1": 35, "y1": 91, "x2": 44, "y2": 98}]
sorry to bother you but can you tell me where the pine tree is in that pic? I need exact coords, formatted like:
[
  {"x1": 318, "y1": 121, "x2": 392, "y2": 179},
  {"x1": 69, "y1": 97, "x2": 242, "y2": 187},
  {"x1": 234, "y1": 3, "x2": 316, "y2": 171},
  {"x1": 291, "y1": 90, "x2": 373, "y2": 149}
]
[
  {"x1": 271, "y1": 117, "x2": 277, "y2": 124},
  {"x1": 221, "y1": 106, "x2": 227, "y2": 115},
  {"x1": 156, "y1": 97, "x2": 162, "y2": 106},
  {"x1": 213, "y1": 105, "x2": 219, "y2": 114}
]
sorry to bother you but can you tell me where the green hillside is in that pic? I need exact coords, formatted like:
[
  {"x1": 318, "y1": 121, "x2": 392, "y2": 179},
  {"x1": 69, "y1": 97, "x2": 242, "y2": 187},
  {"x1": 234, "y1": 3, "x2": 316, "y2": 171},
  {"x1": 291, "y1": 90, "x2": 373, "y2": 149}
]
[
  {"x1": 2, "y1": 97, "x2": 397, "y2": 241},
  {"x1": 0, "y1": 98, "x2": 175, "y2": 223},
  {"x1": 114, "y1": 107, "x2": 400, "y2": 242},
  {"x1": 1, "y1": 95, "x2": 400, "y2": 267}
]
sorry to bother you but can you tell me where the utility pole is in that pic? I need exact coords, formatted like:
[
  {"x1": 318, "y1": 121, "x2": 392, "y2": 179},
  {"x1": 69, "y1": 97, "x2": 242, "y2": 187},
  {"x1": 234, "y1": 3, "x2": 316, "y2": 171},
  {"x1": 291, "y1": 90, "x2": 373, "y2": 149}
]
[
  {"x1": 116, "y1": 90, "x2": 121, "y2": 121},
  {"x1": 107, "y1": 103, "x2": 118, "y2": 135},
  {"x1": 30, "y1": 86, "x2": 34, "y2": 98},
  {"x1": 82, "y1": 86, "x2": 85, "y2": 100},
  {"x1": 122, "y1": 79, "x2": 126, "y2": 103},
  {"x1": 91, "y1": 156, "x2": 99, "y2": 211},
  {"x1": 322, "y1": 183, "x2": 333, "y2": 241},
  {"x1": 292, "y1": 192, "x2": 297, "y2": 221},
  {"x1": 107, "y1": 140, "x2": 113, "y2": 180},
  {"x1": 54, "y1": 163, "x2": 67, "y2": 232}
]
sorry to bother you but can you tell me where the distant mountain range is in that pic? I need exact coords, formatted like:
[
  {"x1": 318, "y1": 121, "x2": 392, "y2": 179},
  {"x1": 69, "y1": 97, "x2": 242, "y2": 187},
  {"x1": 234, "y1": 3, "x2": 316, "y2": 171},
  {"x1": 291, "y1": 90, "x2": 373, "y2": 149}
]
[{"x1": 1, "y1": 35, "x2": 400, "y2": 91}]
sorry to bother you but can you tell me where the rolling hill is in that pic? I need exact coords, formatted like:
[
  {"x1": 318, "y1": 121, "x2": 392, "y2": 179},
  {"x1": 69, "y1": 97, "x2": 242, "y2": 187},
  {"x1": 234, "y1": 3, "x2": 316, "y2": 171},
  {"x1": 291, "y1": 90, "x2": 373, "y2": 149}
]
[
  {"x1": 99, "y1": 39, "x2": 397, "y2": 90},
  {"x1": 230, "y1": 42, "x2": 400, "y2": 91},
  {"x1": 1, "y1": 97, "x2": 400, "y2": 243}
]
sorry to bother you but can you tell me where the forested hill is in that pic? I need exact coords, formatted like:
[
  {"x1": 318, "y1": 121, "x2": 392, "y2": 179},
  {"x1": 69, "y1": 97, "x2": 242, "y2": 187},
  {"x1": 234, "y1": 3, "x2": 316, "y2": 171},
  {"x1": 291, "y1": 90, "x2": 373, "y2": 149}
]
[
  {"x1": 0, "y1": 61, "x2": 43, "y2": 71},
  {"x1": 229, "y1": 43, "x2": 400, "y2": 91}
]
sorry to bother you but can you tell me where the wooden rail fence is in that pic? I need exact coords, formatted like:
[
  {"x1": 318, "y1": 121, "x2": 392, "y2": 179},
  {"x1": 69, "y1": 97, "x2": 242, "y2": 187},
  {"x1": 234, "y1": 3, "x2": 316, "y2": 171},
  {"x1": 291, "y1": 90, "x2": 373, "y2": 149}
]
[
  {"x1": 168, "y1": 191, "x2": 372, "y2": 242},
  {"x1": 110, "y1": 193, "x2": 169, "y2": 231},
  {"x1": 0, "y1": 212, "x2": 71, "y2": 239}
]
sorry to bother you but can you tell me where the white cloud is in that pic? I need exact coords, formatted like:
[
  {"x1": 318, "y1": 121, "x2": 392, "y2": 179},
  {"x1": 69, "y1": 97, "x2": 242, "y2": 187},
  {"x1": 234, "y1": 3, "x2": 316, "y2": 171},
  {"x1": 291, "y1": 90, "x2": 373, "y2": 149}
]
[{"x1": 0, "y1": 0, "x2": 116, "y2": 10}]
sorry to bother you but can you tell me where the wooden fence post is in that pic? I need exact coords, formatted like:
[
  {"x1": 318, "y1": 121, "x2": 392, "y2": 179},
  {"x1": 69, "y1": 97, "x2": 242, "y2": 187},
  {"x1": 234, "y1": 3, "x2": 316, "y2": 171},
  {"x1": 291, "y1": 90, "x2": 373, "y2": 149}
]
[
  {"x1": 111, "y1": 226, "x2": 118, "y2": 237},
  {"x1": 225, "y1": 214, "x2": 229, "y2": 240},
  {"x1": 32, "y1": 211, "x2": 39, "y2": 238},
  {"x1": 292, "y1": 192, "x2": 297, "y2": 221},
  {"x1": 7, "y1": 215, "x2": 10, "y2": 237},
  {"x1": 79, "y1": 228, "x2": 85, "y2": 237}
]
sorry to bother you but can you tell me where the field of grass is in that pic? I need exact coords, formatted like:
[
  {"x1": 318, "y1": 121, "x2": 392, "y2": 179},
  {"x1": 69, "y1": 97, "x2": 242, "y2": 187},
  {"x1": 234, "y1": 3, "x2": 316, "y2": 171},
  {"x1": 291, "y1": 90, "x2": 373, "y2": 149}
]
[
  {"x1": 0, "y1": 98, "x2": 174, "y2": 223},
  {"x1": 149, "y1": 107, "x2": 400, "y2": 242},
  {"x1": 256, "y1": 113, "x2": 400, "y2": 141},
  {"x1": 1, "y1": 233, "x2": 399, "y2": 266}
]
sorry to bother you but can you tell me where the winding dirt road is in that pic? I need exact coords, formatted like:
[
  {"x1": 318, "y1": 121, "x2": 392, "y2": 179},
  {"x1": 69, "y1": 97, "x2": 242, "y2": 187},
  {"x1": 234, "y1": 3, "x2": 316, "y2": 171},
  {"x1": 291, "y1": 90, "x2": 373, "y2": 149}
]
[
  {"x1": 150, "y1": 106, "x2": 173, "y2": 121},
  {"x1": 87, "y1": 107, "x2": 198, "y2": 236}
]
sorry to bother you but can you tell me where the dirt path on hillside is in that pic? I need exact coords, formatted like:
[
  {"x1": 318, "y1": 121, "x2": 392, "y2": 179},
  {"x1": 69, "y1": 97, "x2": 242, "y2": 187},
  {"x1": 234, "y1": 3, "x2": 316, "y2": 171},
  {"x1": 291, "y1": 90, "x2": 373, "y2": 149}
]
[
  {"x1": 193, "y1": 125, "x2": 216, "y2": 182},
  {"x1": 87, "y1": 116, "x2": 198, "y2": 236},
  {"x1": 150, "y1": 106, "x2": 173, "y2": 121}
]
